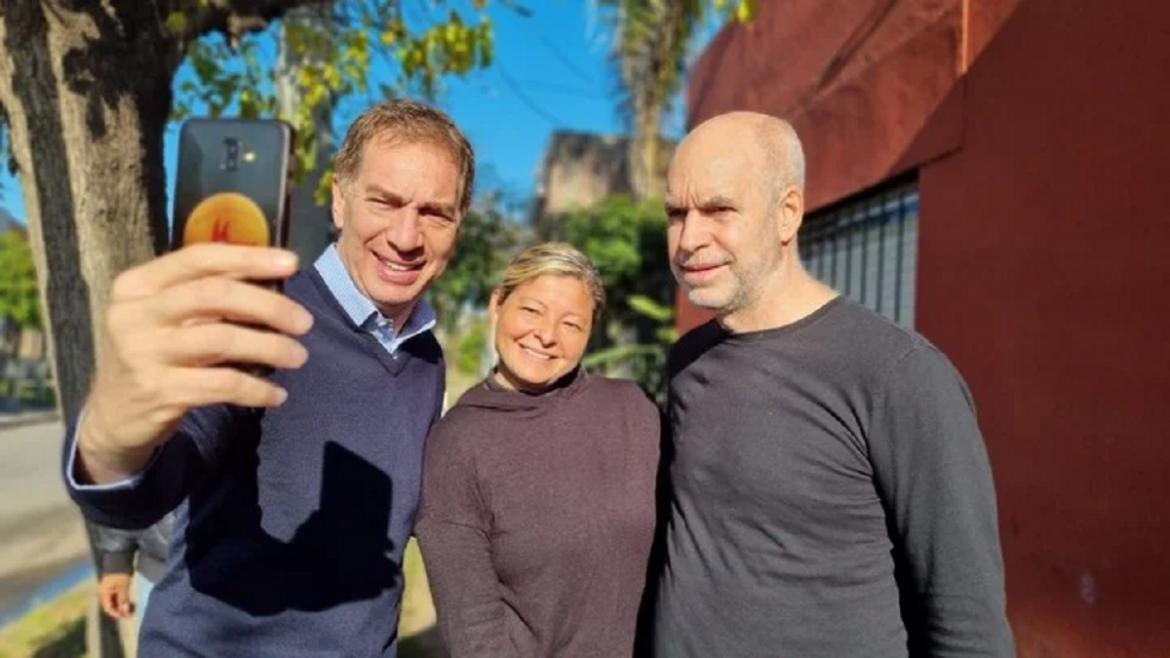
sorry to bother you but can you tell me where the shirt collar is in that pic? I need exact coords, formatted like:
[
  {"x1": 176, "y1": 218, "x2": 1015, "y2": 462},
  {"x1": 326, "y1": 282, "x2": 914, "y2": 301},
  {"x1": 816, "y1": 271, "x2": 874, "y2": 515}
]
[{"x1": 313, "y1": 244, "x2": 437, "y2": 339}]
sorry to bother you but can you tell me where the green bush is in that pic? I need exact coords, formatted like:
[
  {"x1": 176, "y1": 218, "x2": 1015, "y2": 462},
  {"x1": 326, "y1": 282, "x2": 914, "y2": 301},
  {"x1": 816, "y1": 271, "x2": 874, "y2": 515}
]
[{"x1": 455, "y1": 318, "x2": 488, "y2": 377}]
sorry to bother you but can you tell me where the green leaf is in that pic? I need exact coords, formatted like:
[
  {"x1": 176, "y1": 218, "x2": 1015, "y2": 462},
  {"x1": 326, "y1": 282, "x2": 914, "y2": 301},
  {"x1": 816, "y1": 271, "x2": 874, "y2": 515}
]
[
  {"x1": 628, "y1": 294, "x2": 674, "y2": 323},
  {"x1": 582, "y1": 344, "x2": 662, "y2": 368},
  {"x1": 173, "y1": 1, "x2": 497, "y2": 204},
  {"x1": 164, "y1": 11, "x2": 188, "y2": 36},
  {"x1": 735, "y1": 0, "x2": 754, "y2": 22},
  {"x1": 0, "y1": 229, "x2": 42, "y2": 330}
]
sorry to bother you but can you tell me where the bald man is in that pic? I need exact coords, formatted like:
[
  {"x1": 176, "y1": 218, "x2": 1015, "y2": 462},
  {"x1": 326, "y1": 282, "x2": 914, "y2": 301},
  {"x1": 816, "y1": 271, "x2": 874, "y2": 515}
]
[{"x1": 654, "y1": 112, "x2": 1014, "y2": 656}]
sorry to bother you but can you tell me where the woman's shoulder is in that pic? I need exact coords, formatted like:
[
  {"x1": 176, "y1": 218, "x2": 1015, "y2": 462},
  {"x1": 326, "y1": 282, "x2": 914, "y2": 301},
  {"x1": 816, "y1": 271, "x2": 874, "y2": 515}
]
[
  {"x1": 432, "y1": 396, "x2": 485, "y2": 431},
  {"x1": 427, "y1": 394, "x2": 484, "y2": 444},
  {"x1": 585, "y1": 373, "x2": 650, "y2": 397},
  {"x1": 580, "y1": 376, "x2": 661, "y2": 457},
  {"x1": 582, "y1": 375, "x2": 660, "y2": 415}
]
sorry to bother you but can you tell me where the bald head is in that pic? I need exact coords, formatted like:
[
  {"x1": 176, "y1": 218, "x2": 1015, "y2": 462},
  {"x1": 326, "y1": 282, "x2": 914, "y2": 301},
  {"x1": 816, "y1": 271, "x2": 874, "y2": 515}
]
[
  {"x1": 676, "y1": 111, "x2": 805, "y2": 201},
  {"x1": 665, "y1": 111, "x2": 810, "y2": 322}
]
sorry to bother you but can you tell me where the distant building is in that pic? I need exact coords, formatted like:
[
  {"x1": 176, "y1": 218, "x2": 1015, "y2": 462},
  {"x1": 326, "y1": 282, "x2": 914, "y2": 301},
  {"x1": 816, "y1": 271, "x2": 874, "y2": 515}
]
[
  {"x1": 682, "y1": 1, "x2": 1170, "y2": 655},
  {"x1": 532, "y1": 131, "x2": 674, "y2": 235}
]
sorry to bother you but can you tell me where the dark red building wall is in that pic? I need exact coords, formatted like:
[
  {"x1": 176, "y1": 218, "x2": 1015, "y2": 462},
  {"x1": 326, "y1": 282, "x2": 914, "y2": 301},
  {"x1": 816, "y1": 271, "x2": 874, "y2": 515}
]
[
  {"x1": 678, "y1": 0, "x2": 1017, "y2": 331},
  {"x1": 916, "y1": 1, "x2": 1170, "y2": 654},
  {"x1": 683, "y1": 0, "x2": 1170, "y2": 654}
]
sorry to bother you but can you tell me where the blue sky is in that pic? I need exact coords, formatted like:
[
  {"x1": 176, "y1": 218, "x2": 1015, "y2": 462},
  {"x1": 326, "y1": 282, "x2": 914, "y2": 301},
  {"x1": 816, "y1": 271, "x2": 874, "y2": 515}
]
[{"x1": 0, "y1": 1, "x2": 718, "y2": 222}]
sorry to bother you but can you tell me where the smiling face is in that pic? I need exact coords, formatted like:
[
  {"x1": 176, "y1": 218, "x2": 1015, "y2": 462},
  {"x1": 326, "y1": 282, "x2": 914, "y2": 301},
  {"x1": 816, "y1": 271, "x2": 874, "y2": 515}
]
[
  {"x1": 490, "y1": 274, "x2": 595, "y2": 394},
  {"x1": 331, "y1": 137, "x2": 462, "y2": 325}
]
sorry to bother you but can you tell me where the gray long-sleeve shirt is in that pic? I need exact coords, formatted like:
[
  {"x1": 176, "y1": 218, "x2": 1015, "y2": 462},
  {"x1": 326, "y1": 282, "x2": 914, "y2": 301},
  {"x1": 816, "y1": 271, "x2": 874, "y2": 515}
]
[
  {"x1": 655, "y1": 297, "x2": 1013, "y2": 657},
  {"x1": 92, "y1": 513, "x2": 174, "y2": 582}
]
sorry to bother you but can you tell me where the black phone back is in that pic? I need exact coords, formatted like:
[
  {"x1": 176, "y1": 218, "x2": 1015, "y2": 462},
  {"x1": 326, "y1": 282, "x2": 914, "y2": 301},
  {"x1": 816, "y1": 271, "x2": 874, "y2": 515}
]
[{"x1": 171, "y1": 118, "x2": 292, "y2": 250}]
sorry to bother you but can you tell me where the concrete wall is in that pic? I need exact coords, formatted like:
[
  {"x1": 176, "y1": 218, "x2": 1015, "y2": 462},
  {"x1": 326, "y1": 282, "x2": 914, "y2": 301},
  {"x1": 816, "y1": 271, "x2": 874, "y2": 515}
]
[
  {"x1": 683, "y1": 0, "x2": 1170, "y2": 653},
  {"x1": 535, "y1": 132, "x2": 633, "y2": 217},
  {"x1": 532, "y1": 131, "x2": 676, "y2": 220}
]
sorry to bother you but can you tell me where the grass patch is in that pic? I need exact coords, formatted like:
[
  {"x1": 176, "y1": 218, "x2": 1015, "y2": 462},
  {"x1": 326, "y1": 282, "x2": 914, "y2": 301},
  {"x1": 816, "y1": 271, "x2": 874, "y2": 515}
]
[
  {"x1": 400, "y1": 538, "x2": 446, "y2": 658},
  {"x1": 0, "y1": 580, "x2": 89, "y2": 658},
  {"x1": 0, "y1": 544, "x2": 446, "y2": 657}
]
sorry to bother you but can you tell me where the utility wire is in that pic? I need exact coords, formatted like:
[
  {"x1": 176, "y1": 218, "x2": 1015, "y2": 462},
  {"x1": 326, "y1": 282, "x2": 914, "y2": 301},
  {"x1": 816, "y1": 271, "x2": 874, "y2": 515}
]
[
  {"x1": 536, "y1": 33, "x2": 596, "y2": 85},
  {"x1": 496, "y1": 66, "x2": 565, "y2": 125}
]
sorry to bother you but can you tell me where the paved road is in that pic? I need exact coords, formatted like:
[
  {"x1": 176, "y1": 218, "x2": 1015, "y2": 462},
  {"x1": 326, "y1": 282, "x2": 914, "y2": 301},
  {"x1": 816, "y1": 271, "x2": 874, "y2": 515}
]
[{"x1": 0, "y1": 420, "x2": 89, "y2": 618}]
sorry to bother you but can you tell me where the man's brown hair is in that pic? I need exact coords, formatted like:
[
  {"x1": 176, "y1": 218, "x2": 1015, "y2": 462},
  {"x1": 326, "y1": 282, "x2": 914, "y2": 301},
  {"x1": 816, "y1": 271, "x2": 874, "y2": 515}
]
[{"x1": 333, "y1": 100, "x2": 475, "y2": 215}]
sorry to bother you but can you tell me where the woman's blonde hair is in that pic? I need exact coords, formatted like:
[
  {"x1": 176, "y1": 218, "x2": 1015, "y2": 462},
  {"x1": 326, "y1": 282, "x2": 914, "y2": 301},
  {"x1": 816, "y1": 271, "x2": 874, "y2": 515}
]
[{"x1": 496, "y1": 242, "x2": 606, "y2": 322}]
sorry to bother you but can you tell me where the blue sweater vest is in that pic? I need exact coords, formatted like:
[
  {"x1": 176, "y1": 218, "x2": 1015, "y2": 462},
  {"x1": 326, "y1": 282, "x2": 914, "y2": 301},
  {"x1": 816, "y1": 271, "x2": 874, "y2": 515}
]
[{"x1": 66, "y1": 268, "x2": 445, "y2": 657}]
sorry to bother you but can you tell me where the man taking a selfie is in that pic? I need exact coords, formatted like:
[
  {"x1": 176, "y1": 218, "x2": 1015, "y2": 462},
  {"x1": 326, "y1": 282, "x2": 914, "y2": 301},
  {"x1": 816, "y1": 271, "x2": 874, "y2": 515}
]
[{"x1": 64, "y1": 100, "x2": 472, "y2": 656}]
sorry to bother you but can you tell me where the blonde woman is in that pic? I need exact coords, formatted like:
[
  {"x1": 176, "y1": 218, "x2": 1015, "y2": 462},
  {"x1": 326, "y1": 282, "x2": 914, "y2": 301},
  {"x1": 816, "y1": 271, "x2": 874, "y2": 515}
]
[{"x1": 416, "y1": 242, "x2": 660, "y2": 657}]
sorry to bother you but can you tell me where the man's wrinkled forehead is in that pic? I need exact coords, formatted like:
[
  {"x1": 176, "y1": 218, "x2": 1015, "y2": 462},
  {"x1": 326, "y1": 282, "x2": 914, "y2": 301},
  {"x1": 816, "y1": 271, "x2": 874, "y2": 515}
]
[{"x1": 667, "y1": 145, "x2": 753, "y2": 202}]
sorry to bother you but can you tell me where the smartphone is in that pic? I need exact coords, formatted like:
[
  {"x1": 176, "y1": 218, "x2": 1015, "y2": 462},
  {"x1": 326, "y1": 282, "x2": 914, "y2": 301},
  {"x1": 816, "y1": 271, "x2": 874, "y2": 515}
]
[
  {"x1": 171, "y1": 119, "x2": 294, "y2": 375},
  {"x1": 171, "y1": 118, "x2": 293, "y2": 254}
]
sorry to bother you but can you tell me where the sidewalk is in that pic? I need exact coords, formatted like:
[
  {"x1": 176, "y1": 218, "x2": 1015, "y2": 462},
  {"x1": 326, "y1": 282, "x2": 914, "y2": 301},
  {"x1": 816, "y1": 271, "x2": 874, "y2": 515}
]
[
  {"x1": 0, "y1": 408, "x2": 59, "y2": 431},
  {"x1": 0, "y1": 418, "x2": 88, "y2": 634}
]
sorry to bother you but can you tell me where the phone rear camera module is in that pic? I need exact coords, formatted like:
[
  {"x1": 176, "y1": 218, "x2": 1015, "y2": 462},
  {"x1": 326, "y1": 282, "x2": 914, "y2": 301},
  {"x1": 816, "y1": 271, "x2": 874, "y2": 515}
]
[{"x1": 223, "y1": 138, "x2": 240, "y2": 171}]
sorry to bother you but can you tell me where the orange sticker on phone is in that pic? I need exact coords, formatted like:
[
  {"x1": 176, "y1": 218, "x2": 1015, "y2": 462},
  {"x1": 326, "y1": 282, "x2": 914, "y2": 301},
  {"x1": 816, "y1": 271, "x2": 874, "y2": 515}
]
[{"x1": 183, "y1": 192, "x2": 270, "y2": 247}]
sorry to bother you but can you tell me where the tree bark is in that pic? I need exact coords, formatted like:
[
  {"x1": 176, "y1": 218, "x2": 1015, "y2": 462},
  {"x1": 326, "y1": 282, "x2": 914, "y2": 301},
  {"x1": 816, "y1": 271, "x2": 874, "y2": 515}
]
[
  {"x1": 621, "y1": 0, "x2": 687, "y2": 202},
  {"x1": 0, "y1": 1, "x2": 181, "y2": 422},
  {"x1": 0, "y1": 4, "x2": 183, "y2": 655},
  {"x1": 629, "y1": 112, "x2": 664, "y2": 200}
]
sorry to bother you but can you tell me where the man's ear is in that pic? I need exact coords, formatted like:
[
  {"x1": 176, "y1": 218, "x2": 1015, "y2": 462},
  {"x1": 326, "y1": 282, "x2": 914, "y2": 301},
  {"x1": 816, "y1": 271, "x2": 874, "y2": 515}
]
[
  {"x1": 777, "y1": 184, "x2": 805, "y2": 245},
  {"x1": 330, "y1": 178, "x2": 347, "y2": 232}
]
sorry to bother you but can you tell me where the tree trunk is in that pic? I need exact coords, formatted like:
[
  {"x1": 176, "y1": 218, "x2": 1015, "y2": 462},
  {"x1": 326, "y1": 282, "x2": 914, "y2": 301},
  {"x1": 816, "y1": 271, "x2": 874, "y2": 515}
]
[
  {"x1": 0, "y1": 4, "x2": 182, "y2": 656},
  {"x1": 629, "y1": 112, "x2": 664, "y2": 201},
  {"x1": 0, "y1": 2, "x2": 180, "y2": 422}
]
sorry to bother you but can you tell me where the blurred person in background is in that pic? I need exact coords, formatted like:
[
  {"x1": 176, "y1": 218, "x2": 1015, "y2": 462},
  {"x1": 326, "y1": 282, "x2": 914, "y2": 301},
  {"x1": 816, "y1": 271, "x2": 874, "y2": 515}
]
[{"x1": 93, "y1": 513, "x2": 174, "y2": 627}]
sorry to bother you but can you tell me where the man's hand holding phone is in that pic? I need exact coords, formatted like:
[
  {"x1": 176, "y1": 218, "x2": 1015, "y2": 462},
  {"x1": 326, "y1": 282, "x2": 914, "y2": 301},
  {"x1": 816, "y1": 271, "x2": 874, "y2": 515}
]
[{"x1": 76, "y1": 244, "x2": 313, "y2": 485}]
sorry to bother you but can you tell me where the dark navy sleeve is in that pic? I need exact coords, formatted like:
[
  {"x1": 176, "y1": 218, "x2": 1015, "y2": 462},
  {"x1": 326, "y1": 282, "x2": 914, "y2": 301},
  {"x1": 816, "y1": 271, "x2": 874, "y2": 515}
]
[
  {"x1": 64, "y1": 403, "x2": 252, "y2": 531},
  {"x1": 433, "y1": 360, "x2": 447, "y2": 425}
]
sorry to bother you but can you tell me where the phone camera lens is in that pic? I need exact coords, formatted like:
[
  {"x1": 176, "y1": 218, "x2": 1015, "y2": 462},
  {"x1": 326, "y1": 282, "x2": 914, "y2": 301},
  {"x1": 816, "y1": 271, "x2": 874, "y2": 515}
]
[{"x1": 223, "y1": 138, "x2": 240, "y2": 171}]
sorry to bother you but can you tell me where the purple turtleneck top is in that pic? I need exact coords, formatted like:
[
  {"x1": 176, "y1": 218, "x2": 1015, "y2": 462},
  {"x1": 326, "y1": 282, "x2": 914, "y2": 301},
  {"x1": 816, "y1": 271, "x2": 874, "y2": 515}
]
[{"x1": 416, "y1": 370, "x2": 660, "y2": 657}]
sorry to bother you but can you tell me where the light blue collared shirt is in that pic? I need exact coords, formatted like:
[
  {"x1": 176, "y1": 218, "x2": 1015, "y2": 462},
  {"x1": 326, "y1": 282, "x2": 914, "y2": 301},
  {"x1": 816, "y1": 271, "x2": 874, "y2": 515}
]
[
  {"x1": 314, "y1": 244, "x2": 437, "y2": 356},
  {"x1": 68, "y1": 245, "x2": 438, "y2": 491}
]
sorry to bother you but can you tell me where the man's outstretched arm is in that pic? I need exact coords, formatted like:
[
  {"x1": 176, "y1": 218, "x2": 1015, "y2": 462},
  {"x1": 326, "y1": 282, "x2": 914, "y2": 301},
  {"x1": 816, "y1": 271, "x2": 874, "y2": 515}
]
[{"x1": 64, "y1": 244, "x2": 312, "y2": 527}]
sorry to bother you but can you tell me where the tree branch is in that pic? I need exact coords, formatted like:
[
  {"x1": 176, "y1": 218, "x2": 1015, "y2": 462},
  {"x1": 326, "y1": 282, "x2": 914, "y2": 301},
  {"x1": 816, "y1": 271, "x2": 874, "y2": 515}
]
[{"x1": 168, "y1": 0, "x2": 331, "y2": 47}]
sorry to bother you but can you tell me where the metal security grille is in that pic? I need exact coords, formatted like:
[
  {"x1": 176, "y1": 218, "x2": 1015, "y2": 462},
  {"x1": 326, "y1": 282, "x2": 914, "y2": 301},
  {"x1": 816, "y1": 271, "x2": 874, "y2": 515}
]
[{"x1": 799, "y1": 179, "x2": 919, "y2": 327}]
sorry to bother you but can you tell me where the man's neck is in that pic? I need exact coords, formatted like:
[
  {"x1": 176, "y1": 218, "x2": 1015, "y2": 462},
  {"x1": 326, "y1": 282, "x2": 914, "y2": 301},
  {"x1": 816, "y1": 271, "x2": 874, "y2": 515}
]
[
  {"x1": 333, "y1": 243, "x2": 418, "y2": 329},
  {"x1": 717, "y1": 266, "x2": 838, "y2": 334},
  {"x1": 382, "y1": 301, "x2": 417, "y2": 330}
]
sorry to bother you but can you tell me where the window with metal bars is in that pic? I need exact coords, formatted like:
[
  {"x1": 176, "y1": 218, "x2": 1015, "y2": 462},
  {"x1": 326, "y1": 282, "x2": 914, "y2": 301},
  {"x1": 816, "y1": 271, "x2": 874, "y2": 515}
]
[{"x1": 799, "y1": 178, "x2": 919, "y2": 327}]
